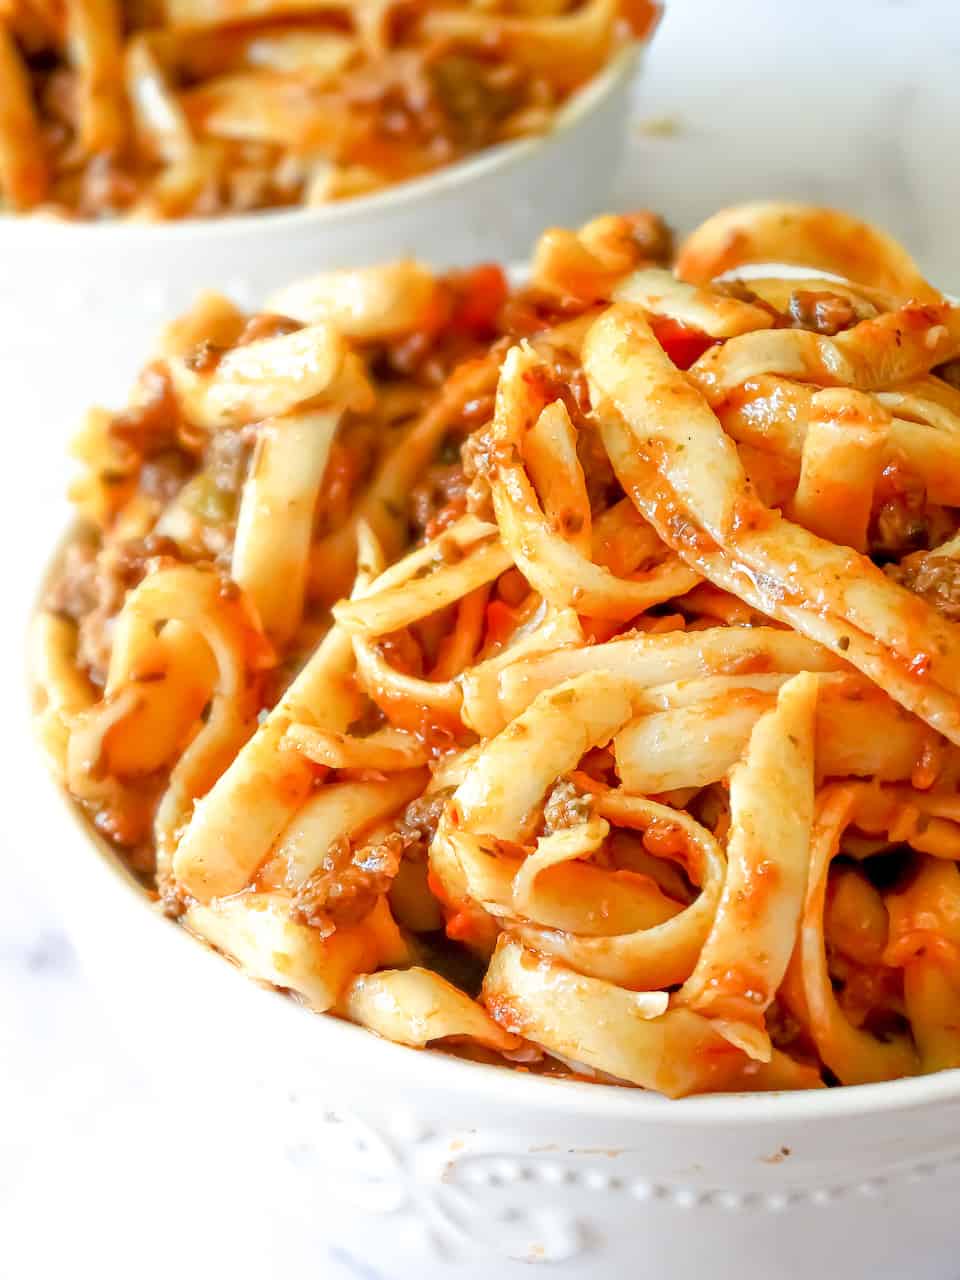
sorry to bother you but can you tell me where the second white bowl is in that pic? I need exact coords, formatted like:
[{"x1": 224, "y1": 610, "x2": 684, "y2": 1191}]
[{"x1": 0, "y1": 46, "x2": 641, "y2": 435}]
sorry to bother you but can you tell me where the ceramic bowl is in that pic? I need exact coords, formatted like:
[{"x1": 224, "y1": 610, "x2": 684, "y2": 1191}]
[
  {"x1": 17, "y1": 531, "x2": 960, "y2": 1280},
  {"x1": 16, "y1": 191, "x2": 960, "y2": 1278},
  {"x1": 0, "y1": 44, "x2": 641, "y2": 437}
]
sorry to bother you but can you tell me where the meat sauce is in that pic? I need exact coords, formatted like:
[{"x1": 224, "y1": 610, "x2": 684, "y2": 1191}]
[{"x1": 40, "y1": 208, "x2": 960, "y2": 1095}]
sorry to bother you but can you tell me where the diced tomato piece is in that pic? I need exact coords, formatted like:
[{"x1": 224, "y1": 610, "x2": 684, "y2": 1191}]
[
  {"x1": 449, "y1": 264, "x2": 509, "y2": 338},
  {"x1": 579, "y1": 616, "x2": 624, "y2": 644},
  {"x1": 650, "y1": 316, "x2": 717, "y2": 370},
  {"x1": 483, "y1": 599, "x2": 522, "y2": 650},
  {"x1": 445, "y1": 910, "x2": 478, "y2": 942},
  {"x1": 416, "y1": 286, "x2": 454, "y2": 340},
  {"x1": 620, "y1": 0, "x2": 663, "y2": 39}
]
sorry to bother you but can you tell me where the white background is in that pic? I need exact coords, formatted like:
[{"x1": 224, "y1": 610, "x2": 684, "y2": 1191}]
[{"x1": 3, "y1": 2, "x2": 959, "y2": 1276}]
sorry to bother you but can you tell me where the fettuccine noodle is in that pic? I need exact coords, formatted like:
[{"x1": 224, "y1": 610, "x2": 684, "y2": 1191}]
[{"x1": 32, "y1": 201, "x2": 960, "y2": 1096}]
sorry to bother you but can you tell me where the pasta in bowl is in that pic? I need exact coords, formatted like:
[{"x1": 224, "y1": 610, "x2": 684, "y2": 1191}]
[
  {"x1": 0, "y1": 0, "x2": 656, "y2": 218},
  {"x1": 30, "y1": 201, "x2": 960, "y2": 1108}
]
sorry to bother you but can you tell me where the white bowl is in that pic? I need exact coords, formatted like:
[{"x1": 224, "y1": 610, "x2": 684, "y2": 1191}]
[
  {"x1": 17, "y1": 544, "x2": 960, "y2": 1280},
  {"x1": 0, "y1": 46, "x2": 640, "y2": 437}
]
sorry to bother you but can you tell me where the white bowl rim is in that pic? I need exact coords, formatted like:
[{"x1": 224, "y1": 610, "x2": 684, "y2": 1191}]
[
  {"x1": 0, "y1": 44, "x2": 641, "y2": 241},
  {"x1": 25, "y1": 641, "x2": 960, "y2": 1128}
]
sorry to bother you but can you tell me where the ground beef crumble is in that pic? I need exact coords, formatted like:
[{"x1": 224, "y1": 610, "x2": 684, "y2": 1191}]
[
  {"x1": 410, "y1": 460, "x2": 470, "y2": 540},
  {"x1": 712, "y1": 284, "x2": 866, "y2": 336},
  {"x1": 626, "y1": 210, "x2": 674, "y2": 266},
  {"x1": 787, "y1": 289, "x2": 860, "y2": 335},
  {"x1": 109, "y1": 363, "x2": 184, "y2": 458},
  {"x1": 139, "y1": 449, "x2": 194, "y2": 503},
  {"x1": 47, "y1": 534, "x2": 182, "y2": 683},
  {"x1": 290, "y1": 790, "x2": 452, "y2": 934},
  {"x1": 887, "y1": 550, "x2": 960, "y2": 621},
  {"x1": 541, "y1": 777, "x2": 595, "y2": 835},
  {"x1": 395, "y1": 789, "x2": 452, "y2": 860},
  {"x1": 291, "y1": 834, "x2": 404, "y2": 935},
  {"x1": 869, "y1": 461, "x2": 932, "y2": 560}
]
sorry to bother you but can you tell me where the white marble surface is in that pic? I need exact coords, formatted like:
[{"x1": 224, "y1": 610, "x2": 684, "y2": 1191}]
[{"x1": 3, "y1": 2, "x2": 959, "y2": 1276}]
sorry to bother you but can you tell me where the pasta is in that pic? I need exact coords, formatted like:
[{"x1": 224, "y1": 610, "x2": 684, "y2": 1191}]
[
  {"x1": 32, "y1": 201, "x2": 960, "y2": 1096},
  {"x1": 0, "y1": 0, "x2": 656, "y2": 218}
]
